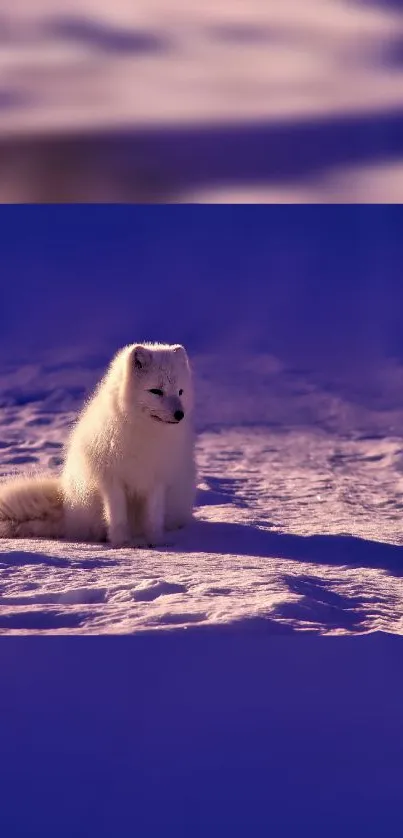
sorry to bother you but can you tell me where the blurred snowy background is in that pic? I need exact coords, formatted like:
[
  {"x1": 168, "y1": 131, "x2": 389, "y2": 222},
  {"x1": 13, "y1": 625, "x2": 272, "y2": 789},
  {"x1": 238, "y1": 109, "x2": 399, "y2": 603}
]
[{"x1": 0, "y1": 1, "x2": 403, "y2": 201}]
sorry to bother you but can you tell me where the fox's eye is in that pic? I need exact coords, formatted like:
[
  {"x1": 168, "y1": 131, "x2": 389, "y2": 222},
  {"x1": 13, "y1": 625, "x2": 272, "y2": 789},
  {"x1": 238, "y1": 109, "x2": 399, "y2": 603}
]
[
  {"x1": 149, "y1": 388, "x2": 163, "y2": 397},
  {"x1": 179, "y1": 389, "x2": 183, "y2": 396}
]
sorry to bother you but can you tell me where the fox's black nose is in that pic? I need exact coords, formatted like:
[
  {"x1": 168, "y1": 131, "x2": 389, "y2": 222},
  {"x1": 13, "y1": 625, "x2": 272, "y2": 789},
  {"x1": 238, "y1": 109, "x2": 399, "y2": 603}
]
[{"x1": 174, "y1": 410, "x2": 184, "y2": 422}]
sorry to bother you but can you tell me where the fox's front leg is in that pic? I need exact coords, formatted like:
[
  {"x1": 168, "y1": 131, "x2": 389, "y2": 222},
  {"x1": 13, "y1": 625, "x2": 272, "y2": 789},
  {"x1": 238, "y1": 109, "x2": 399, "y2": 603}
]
[
  {"x1": 143, "y1": 485, "x2": 166, "y2": 547},
  {"x1": 102, "y1": 480, "x2": 130, "y2": 546}
]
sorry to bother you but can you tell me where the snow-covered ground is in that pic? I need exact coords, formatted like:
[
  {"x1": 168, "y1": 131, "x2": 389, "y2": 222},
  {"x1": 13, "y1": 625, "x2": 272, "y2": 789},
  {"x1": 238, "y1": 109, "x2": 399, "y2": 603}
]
[
  {"x1": 1, "y1": 357, "x2": 403, "y2": 635},
  {"x1": 0, "y1": 364, "x2": 403, "y2": 634},
  {"x1": 3, "y1": 0, "x2": 403, "y2": 132},
  {"x1": 1, "y1": 1, "x2": 403, "y2": 201},
  {"x1": 1, "y1": 206, "x2": 403, "y2": 635}
]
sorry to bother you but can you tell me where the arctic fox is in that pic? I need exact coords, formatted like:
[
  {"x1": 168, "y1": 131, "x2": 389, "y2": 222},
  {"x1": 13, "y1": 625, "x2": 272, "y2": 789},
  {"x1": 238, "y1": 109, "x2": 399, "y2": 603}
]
[{"x1": 0, "y1": 343, "x2": 196, "y2": 546}]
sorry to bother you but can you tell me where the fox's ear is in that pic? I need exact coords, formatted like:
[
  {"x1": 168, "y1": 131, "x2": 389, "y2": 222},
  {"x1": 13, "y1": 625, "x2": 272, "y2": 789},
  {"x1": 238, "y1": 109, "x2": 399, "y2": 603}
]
[
  {"x1": 132, "y1": 344, "x2": 152, "y2": 372},
  {"x1": 172, "y1": 344, "x2": 189, "y2": 363}
]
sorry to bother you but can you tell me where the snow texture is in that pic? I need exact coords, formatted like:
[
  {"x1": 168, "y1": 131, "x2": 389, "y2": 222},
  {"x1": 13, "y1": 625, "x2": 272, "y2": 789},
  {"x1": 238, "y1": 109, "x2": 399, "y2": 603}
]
[
  {"x1": 2, "y1": 0, "x2": 403, "y2": 131},
  {"x1": 0, "y1": 206, "x2": 403, "y2": 635},
  {"x1": 1, "y1": 1, "x2": 403, "y2": 201}
]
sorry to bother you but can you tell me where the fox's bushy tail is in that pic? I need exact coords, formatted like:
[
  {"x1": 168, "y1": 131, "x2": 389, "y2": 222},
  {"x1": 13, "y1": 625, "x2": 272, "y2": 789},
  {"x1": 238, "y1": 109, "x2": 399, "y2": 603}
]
[{"x1": 0, "y1": 475, "x2": 64, "y2": 538}]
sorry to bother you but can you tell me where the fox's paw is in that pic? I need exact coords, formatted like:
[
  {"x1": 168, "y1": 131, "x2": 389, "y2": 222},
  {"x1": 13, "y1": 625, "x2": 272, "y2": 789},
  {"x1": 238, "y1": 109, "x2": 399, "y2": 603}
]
[{"x1": 144, "y1": 530, "x2": 175, "y2": 549}]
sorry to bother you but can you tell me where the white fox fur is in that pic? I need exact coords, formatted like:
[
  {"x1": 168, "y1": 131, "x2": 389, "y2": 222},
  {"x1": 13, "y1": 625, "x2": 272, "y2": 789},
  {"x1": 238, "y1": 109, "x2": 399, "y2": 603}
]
[{"x1": 0, "y1": 343, "x2": 196, "y2": 546}]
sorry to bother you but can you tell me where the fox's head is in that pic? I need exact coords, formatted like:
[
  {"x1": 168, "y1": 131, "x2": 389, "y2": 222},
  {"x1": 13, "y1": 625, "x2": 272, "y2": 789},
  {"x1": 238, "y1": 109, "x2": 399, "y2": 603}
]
[{"x1": 124, "y1": 343, "x2": 193, "y2": 425}]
